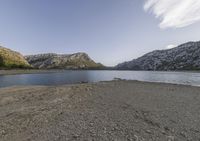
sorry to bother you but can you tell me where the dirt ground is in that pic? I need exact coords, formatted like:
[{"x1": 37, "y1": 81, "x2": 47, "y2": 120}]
[{"x1": 0, "y1": 80, "x2": 200, "y2": 141}]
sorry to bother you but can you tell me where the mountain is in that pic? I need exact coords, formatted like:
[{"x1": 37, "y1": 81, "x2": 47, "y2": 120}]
[
  {"x1": 0, "y1": 46, "x2": 30, "y2": 69},
  {"x1": 116, "y1": 41, "x2": 200, "y2": 71},
  {"x1": 25, "y1": 53, "x2": 104, "y2": 69}
]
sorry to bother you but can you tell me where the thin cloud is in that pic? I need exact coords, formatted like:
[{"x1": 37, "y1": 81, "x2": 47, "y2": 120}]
[
  {"x1": 144, "y1": 0, "x2": 200, "y2": 29},
  {"x1": 165, "y1": 44, "x2": 177, "y2": 49}
]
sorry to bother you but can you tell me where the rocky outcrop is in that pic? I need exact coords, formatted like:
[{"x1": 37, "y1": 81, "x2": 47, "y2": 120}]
[
  {"x1": 0, "y1": 46, "x2": 30, "y2": 69},
  {"x1": 25, "y1": 53, "x2": 104, "y2": 69},
  {"x1": 116, "y1": 41, "x2": 200, "y2": 71}
]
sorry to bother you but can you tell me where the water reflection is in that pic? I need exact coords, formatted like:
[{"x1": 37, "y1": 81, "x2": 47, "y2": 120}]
[{"x1": 0, "y1": 70, "x2": 200, "y2": 88}]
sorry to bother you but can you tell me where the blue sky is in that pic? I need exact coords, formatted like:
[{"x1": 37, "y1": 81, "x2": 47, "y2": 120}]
[{"x1": 0, "y1": 0, "x2": 200, "y2": 66}]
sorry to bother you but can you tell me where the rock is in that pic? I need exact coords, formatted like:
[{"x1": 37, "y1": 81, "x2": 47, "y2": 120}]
[{"x1": 116, "y1": 41, "x2": 200, "y2": 71}]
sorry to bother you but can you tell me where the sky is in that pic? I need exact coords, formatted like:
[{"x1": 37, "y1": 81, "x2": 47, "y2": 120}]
[{"x1": 0, "y1": 0, "x2": 200, "y2": 66}]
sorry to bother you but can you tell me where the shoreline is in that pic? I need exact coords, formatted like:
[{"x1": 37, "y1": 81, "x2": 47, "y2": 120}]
[
  {"x1": 0, "y1": 69, "x2": 66, "y2": 76},
  {"x1": 0, "y1": 76, "x2": 200, "y2": 89},
  {"x1": 0, "y1": 69, "x2": 116, "y2": 76},
  {"x1": 0, "y1": 79, "x2": 200, "y2": 89},
  {"x1": 1, "y1": 69, "x2": 200, "y2": 76},
  {"x1": 0, "y1": 80, "x2": 200, "y2": 140},
  {"x1": 0, "y1": 69, "x2": 200, "y2": 88}
]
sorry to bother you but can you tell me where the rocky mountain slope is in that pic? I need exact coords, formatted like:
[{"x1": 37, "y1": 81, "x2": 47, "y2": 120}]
[
  {"x1": 0, "y1": 46, "x2": 30, "y2": 69},
  {"x1": 25, "y1": 53, "x2": 104, "y2": 69},
  {"x1": 116, "y1": 41, "x2": 200, "y2": 71}
]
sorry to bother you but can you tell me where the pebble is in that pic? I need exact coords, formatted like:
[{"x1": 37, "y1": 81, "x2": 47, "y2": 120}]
[
  {"x1": 134, "y1": 135, "x2": 139, "y2": 141},
  {"x1": 167, "y1": 135, "x2": 175, "y2": 141},
  {"x1": 89, "y1": 122, "x2": 94, "y2": 126},
  {"x1": 72, "y1": 134, "x2": 79, "y2": 138},
  {"x1": 146, "y1": 130, "x2": 151, "y2": 134},
  {"x1": 164, "y1": 126, "x2": 170, "y2": 131},
  {"x1": 0, "y1": 130, "x2": 6, "y2": 136},
  {"x1": 180, "y1": 131, "x2": 187, "y2": 138}
]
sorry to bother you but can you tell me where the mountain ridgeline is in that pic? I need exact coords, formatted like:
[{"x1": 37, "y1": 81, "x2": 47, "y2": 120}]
[
  {"x1": 1, "y1": 41, "x2": 200, "y2": 70},
  {"x1": 0, "y1": 46, "x2": 103, "y2": 69},
  {"x1": 25, "y1": 53, "x2": 104, "y2": 69},
  {"x1": 0, "y1": 46, "x2": 30, "y2": 69},
  {"x1": 116, "y1": 41, "x2": 200, "y2": 71}
]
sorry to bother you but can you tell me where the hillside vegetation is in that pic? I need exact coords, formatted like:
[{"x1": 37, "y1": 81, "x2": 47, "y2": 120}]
[{"x1": 0, "y1": 46, "x2": 30, "y2": 69}]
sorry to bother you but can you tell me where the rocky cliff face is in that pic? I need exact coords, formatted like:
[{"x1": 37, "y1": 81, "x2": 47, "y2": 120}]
[
  {"x1": 25, "y1": 52, "x2": 104, "y2": 69},
  {"x1": 116, "y1": 41, "x2": 200, "y2": 71},
  {"x1": 0, "y1": 46, "x2": 30, "y2": 69}
]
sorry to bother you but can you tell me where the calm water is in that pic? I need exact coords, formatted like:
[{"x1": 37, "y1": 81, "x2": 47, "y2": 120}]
[{"x1": 0, "y1": 70, "x2": 200, "y2": 88}]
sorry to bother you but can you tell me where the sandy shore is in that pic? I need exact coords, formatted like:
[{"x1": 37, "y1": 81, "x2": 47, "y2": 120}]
[{"x1": 0, "y1": 80, "x2": 200, "y2": 141}]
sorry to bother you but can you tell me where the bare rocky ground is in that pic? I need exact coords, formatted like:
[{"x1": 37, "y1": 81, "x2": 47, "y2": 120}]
[{"x1": 0, "y1": 80, "x2": 200, "y2": 141}]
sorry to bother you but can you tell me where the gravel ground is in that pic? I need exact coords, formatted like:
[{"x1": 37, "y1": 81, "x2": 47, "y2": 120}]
[{"x1": 0, "y1": 80, "x2": 200, "y2": 141}]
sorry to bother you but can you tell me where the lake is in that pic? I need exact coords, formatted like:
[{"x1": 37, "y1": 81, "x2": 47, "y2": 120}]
[{"x1": 0, "y1": 70, "x2": 200, "y2": 88}]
